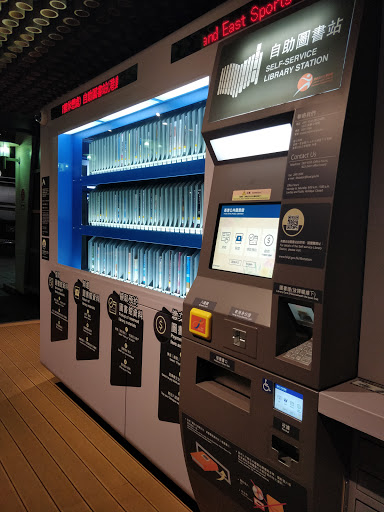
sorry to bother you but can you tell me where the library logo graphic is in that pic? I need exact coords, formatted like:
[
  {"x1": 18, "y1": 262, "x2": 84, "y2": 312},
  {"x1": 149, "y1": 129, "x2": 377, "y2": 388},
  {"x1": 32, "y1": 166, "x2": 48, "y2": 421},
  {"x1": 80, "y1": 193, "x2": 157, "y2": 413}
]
[
  {"x1": 294, "y1": 73, "x2": 313, "y2": 96},
  {"x1": 216, "y1": 43, "x2": 263, "y2": 98}
]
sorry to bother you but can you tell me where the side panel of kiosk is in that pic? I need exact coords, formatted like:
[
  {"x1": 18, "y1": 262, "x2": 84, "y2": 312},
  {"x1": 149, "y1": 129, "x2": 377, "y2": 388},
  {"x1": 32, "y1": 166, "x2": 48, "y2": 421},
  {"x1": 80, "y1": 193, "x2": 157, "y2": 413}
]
[
  {"x1": 358, "y1": 6, "x2": 384, "y2": 389},
  {"x1": 319, "y1": 8, "x2": 384, "y2": 511},
  {"x1": 180, "y1": 0, "x2": 381, "y2": 510},
  {"x1": 40, "y1": 0, "x2": 250, "y2": 496}
]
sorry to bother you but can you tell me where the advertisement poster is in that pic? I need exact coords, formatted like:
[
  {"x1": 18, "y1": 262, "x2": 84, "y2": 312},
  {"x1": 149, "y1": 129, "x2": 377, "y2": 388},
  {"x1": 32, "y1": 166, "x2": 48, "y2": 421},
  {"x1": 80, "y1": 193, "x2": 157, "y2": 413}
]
[
  {"x1": 48, "y1": 270, "x2": 68, "y2": 342},
  {"x1": 74, "y1": 279, "x2": 100, "y2": 360},
  {"x1": 209, "y1": 0, "x2": 355, "y2": 122},
  {"x1": 182, "y1": 414, "x2": 307, "y2": 511},
  {"x1": 107, "y1": 291, "x2": 143, "y2": 387},
  {"x1": 276, "y1": 203, "x2": 331, "y2": 268},
  {"x1": 156, "y1": 307, "x2": 182, "y2": 424}
]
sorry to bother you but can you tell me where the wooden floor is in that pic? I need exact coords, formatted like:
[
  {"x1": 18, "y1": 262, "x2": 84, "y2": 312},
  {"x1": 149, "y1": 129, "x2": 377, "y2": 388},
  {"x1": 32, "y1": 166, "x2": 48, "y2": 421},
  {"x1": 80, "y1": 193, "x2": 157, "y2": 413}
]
[{"x1": 0, "y1": 321, "x2": 193, "y2": 512}]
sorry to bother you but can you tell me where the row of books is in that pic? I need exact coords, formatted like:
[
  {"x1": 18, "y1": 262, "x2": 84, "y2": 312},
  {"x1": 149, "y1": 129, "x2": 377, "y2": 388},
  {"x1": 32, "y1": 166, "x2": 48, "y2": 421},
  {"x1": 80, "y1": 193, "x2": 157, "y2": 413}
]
[
  {"x1": 88, "y1": 237, "x2": 200, "y2": 297},
  {"x1": 87, "y1": 104, "x2": 206, "y2": 175},
  {"x1": 88, "y1": 179, "x2": 204, "y2": 233}
]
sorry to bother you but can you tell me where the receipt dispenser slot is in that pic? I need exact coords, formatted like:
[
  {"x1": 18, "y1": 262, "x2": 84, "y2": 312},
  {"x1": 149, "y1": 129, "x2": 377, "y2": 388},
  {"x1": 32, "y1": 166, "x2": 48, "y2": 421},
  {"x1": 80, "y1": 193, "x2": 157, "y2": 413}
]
[
  {"x1": 196, "y1": 357, "x2": 251, "y2": 412},
  {"x1": 272, "y1": 434, "x2": 300, "y2": 467}
]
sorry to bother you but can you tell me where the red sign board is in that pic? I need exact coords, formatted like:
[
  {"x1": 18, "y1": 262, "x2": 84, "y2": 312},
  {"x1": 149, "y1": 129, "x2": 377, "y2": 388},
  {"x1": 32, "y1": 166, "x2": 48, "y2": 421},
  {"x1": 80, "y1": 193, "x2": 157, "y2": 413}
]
[
  {"x1": 61, "y1": 76, "x2": 119, "y2": 115},
  {"x1": 203, "y1": 0, "x2": 293, "y2": 47},
  {"x1": 51, "y1": 64, "x2": 138, "y2": 120}
]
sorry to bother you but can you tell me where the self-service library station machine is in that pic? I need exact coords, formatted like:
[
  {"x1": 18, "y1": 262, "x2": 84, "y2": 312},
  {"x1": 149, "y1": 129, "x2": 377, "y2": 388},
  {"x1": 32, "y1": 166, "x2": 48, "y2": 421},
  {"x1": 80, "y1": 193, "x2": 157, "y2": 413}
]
[
  {"x1": 40, "y1": 0, "x2": 384, "y2": 511},
  {"x1": 180, "y1": 0, "x2": 384, "y2": 511}
]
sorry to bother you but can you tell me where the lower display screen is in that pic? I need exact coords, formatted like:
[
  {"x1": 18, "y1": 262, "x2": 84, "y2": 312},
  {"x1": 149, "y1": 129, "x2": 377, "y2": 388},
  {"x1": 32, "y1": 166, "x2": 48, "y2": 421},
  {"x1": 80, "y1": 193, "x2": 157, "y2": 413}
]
[
  {"x1": 274, "y1": 384, "x2": 303, "y2": 422},
  {"x1": 211, "y1": 203, "x2": 281, "y2": 278}
]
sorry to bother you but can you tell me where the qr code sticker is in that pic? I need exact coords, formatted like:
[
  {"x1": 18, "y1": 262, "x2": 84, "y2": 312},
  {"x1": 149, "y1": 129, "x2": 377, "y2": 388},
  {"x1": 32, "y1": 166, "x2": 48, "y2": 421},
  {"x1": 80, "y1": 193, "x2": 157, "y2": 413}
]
[{"x1": 287, "y1": 215, "x2": 299, "y2": 231}]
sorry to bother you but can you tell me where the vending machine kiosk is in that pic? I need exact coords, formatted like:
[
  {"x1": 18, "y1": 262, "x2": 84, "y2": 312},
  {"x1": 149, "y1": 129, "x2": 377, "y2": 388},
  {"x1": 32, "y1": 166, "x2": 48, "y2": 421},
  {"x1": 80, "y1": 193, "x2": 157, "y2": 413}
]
[
  {"x1": 40, "y1": 0, "x2": 256, "y2": 497},
  {"x1": 180, "y1": 0, "x2": 381, "y2": 510}
]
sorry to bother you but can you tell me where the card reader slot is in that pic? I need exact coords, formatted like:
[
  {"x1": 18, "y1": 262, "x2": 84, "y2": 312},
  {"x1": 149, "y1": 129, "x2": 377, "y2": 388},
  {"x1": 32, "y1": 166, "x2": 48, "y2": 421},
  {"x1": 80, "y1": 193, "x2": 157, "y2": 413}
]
[
  {"x1": 272, "y1": 434, "x2": 299, "y2": 467},
  {"x1": 196, "y1": 357, "x2": 251, "y2": 412}
]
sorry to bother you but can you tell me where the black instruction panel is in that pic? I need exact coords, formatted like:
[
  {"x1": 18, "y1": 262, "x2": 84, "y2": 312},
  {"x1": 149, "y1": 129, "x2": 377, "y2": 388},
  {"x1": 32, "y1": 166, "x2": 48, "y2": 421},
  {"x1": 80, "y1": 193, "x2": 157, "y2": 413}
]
[
  {"x1": 74, "y1": 279, "x2": 100, "y2": 360},
  {"x1": 107, "y1": 291, "x2": 144, "y2": 387},
  {"x1": 276, "y1": 203, "x2": 331, "y2": 268},
  {"x1": 42, "y1": 176, "x2": 50, "y2": 260},
  {"x1": 156, "y1": 307, "x2": 182, "y2": 423},
  {"x1": 48, "y1": 270, "x2": 69, "y2": 342},
  {"x1": 42, "y1": 176, "x2": 49, "y2": 236},
  {"x1": 182, "y1": 414, "x2": 307, "y2": 511},
  {"x1": 274, "y1": 283, "x2": 323, "y2": 304},
  {"x1": 283, "y1": 105, "x2": 345, "y2": 198}
]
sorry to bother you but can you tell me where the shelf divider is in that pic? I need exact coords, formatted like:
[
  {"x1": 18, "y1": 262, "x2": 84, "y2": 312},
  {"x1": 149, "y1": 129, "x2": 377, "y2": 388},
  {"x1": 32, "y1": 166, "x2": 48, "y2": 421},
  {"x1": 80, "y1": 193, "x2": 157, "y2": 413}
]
[
  {"x1": 77, "y1": 225, "x2": 202, "y2": 249},
  {"x1": 77, "y1": 158, "x2": 205, "y2": 186}
]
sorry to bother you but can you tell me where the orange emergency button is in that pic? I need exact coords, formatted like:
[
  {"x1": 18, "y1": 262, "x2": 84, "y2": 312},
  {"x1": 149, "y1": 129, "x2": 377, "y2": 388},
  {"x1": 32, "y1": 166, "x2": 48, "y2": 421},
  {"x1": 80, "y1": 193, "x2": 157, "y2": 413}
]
[{"x1": 189, "y1": 308, "x2": 212, "y2": 340}]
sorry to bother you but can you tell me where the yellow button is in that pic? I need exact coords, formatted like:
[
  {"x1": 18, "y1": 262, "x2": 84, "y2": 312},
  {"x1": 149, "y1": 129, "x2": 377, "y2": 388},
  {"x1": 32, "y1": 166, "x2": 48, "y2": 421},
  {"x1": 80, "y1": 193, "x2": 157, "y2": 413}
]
[{"x1": 189, "y1": 308, "x2": 212, "y2": 340}]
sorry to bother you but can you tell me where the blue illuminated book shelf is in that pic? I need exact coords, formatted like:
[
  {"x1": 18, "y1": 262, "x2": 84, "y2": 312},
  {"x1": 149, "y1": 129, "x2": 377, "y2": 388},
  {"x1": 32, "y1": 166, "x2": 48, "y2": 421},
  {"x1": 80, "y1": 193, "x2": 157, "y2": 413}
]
[{"x1": 58, "y1": 87, "x2": 207, "y2": 297}]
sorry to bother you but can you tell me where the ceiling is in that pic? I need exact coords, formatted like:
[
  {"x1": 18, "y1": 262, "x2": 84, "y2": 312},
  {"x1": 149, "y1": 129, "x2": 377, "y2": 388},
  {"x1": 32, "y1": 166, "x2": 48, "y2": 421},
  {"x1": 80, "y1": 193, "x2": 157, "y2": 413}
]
[{"x1": 0, "y1": 0, "x2": 225, "y2": 117}]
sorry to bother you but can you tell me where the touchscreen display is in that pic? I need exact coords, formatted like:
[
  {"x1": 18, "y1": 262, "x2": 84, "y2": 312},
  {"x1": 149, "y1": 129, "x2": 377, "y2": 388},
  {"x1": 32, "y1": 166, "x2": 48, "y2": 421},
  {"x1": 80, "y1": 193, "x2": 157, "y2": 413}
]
[
  {"x1": 274, "y1": 384, "x2": 303, "y2": 422},
  {"x1": 211, "y1": 204, "x2": 280, "y2": 278}
]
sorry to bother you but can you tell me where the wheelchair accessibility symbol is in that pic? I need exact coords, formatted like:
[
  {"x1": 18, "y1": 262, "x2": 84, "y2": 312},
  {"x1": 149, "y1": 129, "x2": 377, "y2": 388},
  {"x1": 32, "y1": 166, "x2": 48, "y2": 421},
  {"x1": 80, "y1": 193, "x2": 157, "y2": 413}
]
[{"x1": 262, "y1": 378, "x2": 273, "y2": 393}]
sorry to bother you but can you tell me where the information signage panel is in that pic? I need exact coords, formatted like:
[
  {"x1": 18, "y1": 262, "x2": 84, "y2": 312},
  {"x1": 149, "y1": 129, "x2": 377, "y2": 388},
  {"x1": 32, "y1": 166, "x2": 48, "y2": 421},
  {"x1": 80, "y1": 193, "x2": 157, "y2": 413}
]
[{"x1": 209, "y1": 0, "x2": 355, "y2": 122}]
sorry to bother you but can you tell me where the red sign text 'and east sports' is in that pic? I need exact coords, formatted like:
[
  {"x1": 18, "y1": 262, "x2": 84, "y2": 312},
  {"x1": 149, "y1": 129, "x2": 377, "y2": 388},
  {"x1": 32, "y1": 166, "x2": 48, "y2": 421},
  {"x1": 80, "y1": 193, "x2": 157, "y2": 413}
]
[{"x1": 203, "y1": 0, "x2": 293, "y2": 47}]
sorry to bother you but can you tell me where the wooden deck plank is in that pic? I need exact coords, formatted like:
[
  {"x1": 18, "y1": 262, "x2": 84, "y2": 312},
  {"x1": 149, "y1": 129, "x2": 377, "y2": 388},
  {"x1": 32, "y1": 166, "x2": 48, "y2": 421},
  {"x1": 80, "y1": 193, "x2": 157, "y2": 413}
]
[
  {"x1": 0, "y1": 389, "x2": 92, "y2": 512},
  {"x1": 10, "y1": 324, "x2": 40, "y2": 349},
  {"x1": 0, "y1": 350, "x2": 33, "y2": 394},
  {"x1": 37, "y1": 381, "x2": 192, "y2": 512},
  {"x1": 0, "y1": 342, "x2": 127, "y2": 488},
  {"x1": 28, "y1": 323, "x2": 40, "y2": 335},
  {"x1": 25, "y1": 387, "x2": 147, "y2": 500},
  {"x1": 0, "y1": 420, "x2": 59, "y2": 512},
  {"x1": 0, "y1": 349, "x2": 157, "y2": 512},
  {"x1": 0, "y1": 328, "x2": 190, "y2": 512},
  {"x1": 0, "y1": 461, "x2": 27, "y2": 512},
  {"x1": 0, "y1": 362, "x2": 125, "y2": 512},
  {"x1": 1, "y1": 327, "x2": 53, "y2": 380},
  {"x1": 3, "y1": 325, "x2": 40, "y2": 355},
  {"x1": 0, "y1": 322, "x2": 193, "y2": 512}
]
